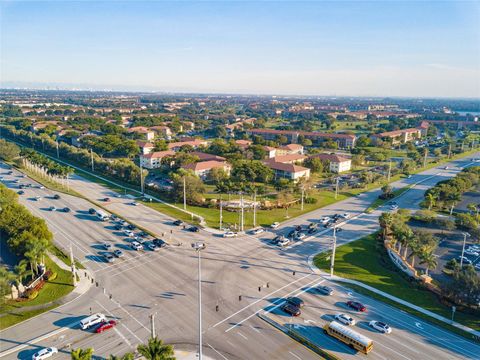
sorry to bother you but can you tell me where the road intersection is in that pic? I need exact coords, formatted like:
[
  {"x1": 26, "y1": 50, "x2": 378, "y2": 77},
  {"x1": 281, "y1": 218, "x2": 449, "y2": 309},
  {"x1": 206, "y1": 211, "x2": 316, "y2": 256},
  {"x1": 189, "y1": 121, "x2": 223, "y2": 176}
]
[{"x1": 1, "y1": 153, "x2": 479, "y2": 359}]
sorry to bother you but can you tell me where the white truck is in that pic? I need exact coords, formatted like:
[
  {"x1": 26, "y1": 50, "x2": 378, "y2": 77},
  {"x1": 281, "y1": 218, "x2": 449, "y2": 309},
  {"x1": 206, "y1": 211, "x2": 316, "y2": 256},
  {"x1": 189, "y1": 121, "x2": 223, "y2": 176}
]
[
  {"x1": 96, "y1": 210, "x2": 110, "y2": 221},
  {"x1": 80, "y1": 313, "x2": 106, "y2": 330}
]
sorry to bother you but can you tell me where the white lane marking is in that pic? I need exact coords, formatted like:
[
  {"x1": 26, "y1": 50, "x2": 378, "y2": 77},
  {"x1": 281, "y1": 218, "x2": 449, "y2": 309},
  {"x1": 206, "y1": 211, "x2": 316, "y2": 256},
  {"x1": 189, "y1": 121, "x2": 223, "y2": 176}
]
[
  {"x1": 212, "y1": 272, "x2": 313, "y2": 328},
  {"x1": 375, "y1": 341, "x2": 413, "y2": 360},
  {"x1": 289, "y1": 351, "x2": 302, "y2": 360},
  {"x1": 207, "y1": 343, "x2": 229, "y2": 360},
  {"x1": 250, "y1": 325, "x2": 261, "y2": 333},
  {"x1": 95, "y1": 299, "x2": 148, "y2": 339},
  {"x1": 225, "y1": 277, "x2": 324, "y2": 333},
  {"x1": 237, "y1": 332, "x2": 248, "y2": 340}
]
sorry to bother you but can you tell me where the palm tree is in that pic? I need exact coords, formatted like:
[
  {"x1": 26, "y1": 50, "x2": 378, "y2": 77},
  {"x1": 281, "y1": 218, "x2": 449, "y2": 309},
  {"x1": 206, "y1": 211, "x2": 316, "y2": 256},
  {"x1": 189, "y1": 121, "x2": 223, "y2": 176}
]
[
  {"x1": 137, "y1": 337, "x2": 175, "y2": 360},
  {"x1": 108, "y1": 353, "x2": 134, "y2": 360},
  {"x1": 426, "y1": 193, "x2": 437, "y2": 210},
  {"x1": 407, "y1": 234, "x2": 420, "y2": 268},
  {"x1": 71, "y1": 348, "x2": 94, "y2": 360},
  {"x1": 0, "y1": 266, "x2": 16, "y2": 300},
  {"x1": 467, "y1": 203, "x2": 478, "y2": 216},
  {"x1": 379, "y1": 212, "x2": 394, "y2": 240},
  {"x1": 419, "y1": 251, "x2": 438, "y2": 276},
  {"x1": 14, "y1": 259, "x2": 30, "y2": 293}
]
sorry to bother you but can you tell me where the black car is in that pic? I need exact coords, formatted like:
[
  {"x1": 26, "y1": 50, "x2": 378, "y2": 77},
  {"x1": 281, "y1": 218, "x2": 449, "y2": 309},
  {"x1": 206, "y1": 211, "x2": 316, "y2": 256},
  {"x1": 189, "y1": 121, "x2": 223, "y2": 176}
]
[
  {"x1": 17, "y1": 190, "x2": 25, "y2": 195},
  {"x1": 287, "y1": 230, "x2": 297, "y2": 238},
  {"x1": 62, "y1": 207, "x2": 71, "y2": 213},
  {"x1": 173, "y1": 220, "x2": 183, "y2": 226},
  {"x1": 294, "y1": 225, "x2": 302, "y2": 231},
  {"x1": 114, "y1": 224, "x2": 123, "y2": 230},
  {"x1": 307, "y1": 227, "x2": 317, "y2": 234},
  {"x1": 18, "y1": 184, "x2": 25, "y2": 189},
  {"x1": 271, "y1": 235, "x2": 283, "y2": 245},
  {"x1": 188, "y1": 226, "x2": 199, "y2": 232},
  {"x1": 286, "y1": 296, "x2": 305, "y2": 308},
  {"x1": 153, "y1": 238, "x2": 167, "y2": 248},
  {"x1": 88, "y1": 208, "x2": 96, "y2": 214},
  {"x1": 53, "y1": 194, "x2": 61, "y2": 200},
  {"x1": 126, "y1": 224, "x2": 136, "y2": 230},
  {"x1": 282, "y1": 303, "x2": 301, "y2": 316},
  {"x1": 139, "y1": 231, "x2": 149, "y2": 237}
]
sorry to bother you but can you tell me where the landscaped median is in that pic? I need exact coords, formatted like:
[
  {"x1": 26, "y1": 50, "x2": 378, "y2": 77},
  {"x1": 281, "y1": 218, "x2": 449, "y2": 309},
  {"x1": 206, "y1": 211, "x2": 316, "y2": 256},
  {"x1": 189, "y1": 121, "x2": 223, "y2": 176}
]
[{"x1": 313, "y1": 232, "x2": 480, "y2": 342}]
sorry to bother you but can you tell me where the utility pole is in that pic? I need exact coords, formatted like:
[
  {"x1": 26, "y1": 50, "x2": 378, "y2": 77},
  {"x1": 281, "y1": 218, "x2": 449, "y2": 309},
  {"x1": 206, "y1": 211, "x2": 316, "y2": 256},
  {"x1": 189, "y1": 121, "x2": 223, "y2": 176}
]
[
  {"x1": 460, "y1": 233, "x2": 470, "y2": 267},
  {"x1": 183, "y1": 177, "x2": 187, "y2": 210},
  {"x1": 448, "y1": 142, "x2": 452, "y2": 159},
  {"x1": 70, "y1": 244, "x2": 77, "y2": 287},
  {"x1": 240, "y1": 194, "x2": 244, "y2": 232},
  {"x1": 140, "y1": 158, "x2": 144, "y2": 196},
  {"x1": 253, "y1": 191, "x2": 257, "y2": 228},
  {"x1": 219, "y1": 196, "x2": 223, "y2": 230},
  {"x1": 301, "y1": 186, "x2": 305, "y2": 211},
  {"x1": 56, "y1": 140, "x2": 59, "y2": 158},
  {"x1": 330, "y1": 227, "x2": 337, "y2": 277},
  {"x1": 335, "y1": 177, "x2": 339, "y2": 200},
  {"x1": 150, "y1": 313, "x2": 156, "y2": 338},
  {"x1": 90, "y1": 149, "x2": 94, "y2": 172},
  {"x1": 192, "y1": 242, "x2": 206, "y2": 360},
  {"x1": 423, "y1": 149, "x2": 427, "y2": 168},
  {"x1": 450, "y1": 203, "x2": 455, "y2": 215},
  {"x1": 387, "y1": 161, "x2": 392, "y2": 182}
]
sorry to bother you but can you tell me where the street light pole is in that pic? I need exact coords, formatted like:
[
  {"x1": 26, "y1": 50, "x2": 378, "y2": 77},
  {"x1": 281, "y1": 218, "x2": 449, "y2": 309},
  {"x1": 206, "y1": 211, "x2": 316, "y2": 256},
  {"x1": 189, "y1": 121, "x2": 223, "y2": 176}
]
[
  {"x1": 335, "y1": 177, "x2": 339, "y2": 200},
  {"x1": 460, "y1": 232, "x2": 470, "y2": 267},
  {"x1": 330, "y1": 226, "x2": 337, "y2": 277},
  {"x1": 140, "y1": 159, "x2": 144, "y2": 196},
  {"x1": 240, "y1": 194, "x2": 244, "y2": 232},
  {"x1": 253, "y1": 191, "x2": 257, "y2": 228},
  {"x1": 219, "y1": 196, "x2": 223, "y2": 230},
  {"x1": 301, "y1": 186, "x2": 305, "y2": 211},
  {"x1": 183, "y1": 177, "x2": 187, "y2": 210},
  {"x1": 90, "y1": 149, "x2": 94, "y2": 172},
  {"x1": 192, "y1": 242, "x2": 206, "y2": 360}
]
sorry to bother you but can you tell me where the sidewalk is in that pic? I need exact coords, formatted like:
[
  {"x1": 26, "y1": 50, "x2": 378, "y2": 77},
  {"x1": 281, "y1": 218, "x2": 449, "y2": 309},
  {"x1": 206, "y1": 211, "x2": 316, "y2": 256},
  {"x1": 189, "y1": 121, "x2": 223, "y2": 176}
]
[{"x1": 307, "y1": 255, "x2": 480, "y2": 339}]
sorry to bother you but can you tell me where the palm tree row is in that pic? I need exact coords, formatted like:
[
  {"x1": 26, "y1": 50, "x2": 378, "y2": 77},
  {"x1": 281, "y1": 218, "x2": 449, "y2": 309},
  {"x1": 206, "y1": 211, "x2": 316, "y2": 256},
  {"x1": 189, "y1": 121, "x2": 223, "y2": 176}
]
[
  {"x1": 71, "y1": 337, "x2": 175, "y2": 360},
  {"x1": 379, "y1": 211, "x2": 439, "y2": 276}
]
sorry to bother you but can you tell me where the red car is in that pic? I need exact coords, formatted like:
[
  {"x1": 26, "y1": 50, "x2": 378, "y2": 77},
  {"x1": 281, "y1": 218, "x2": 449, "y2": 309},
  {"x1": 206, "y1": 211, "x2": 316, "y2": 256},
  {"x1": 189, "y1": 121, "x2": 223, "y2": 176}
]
[
  {"x1": 95, "y1": 320, "x2": 117, "y2": 333},
  {"x1": 347, "y1": 301, "x2": 367, "y2": 312},
  {"x1": 282, "y1": 303, "x2": 301, "y2": 317}
]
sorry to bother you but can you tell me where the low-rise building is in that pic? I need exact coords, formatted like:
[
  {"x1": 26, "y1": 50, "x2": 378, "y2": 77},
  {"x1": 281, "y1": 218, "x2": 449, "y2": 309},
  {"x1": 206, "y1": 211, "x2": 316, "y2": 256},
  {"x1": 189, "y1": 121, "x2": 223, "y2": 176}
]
[
  {"x1": 265, "y1": 162, "x2": 310, "y2": 182},
  {"x1": 140, "y1": 150, "x2": 175, "y2": 169},
  {"x1": 182, "y1": 160, "x2": 231, "y2": 179},
  {"x1": 371, "y1": 128, "x2": 422, "y2": 145},
  {"x1": 235, "y1": 139, "x2": 253, "y2": 149},
  {"x1": 167, "y1": 139, "x2": 209, "y2": 151},
  {"x1": 247, "y1": 129, "x2": 356, "y2": 148},
  {"x1": 150, "y1": 126, "x2": 172, "y2": 139},
  {"x1": 309, "y1": 153, "x2": 352, "y2": 173},
  {"x1": 191, "y1": 151, "x2": 226, "y2": 162},
  {"x1": 265, "y1": 154, "x2": 307, "y2": 164},
  {"x1": 136, "y1": 141, "x2": 155, "y2": 155},
  {"x1": 276, "y1": 144, "x2": 304, "y2": 156},
  {"x1": 128, "y1": 126, "x2": 155, "y2": 141},
  {"x1": 263, "y1": 146, "x2": 277, "y2": 158}
]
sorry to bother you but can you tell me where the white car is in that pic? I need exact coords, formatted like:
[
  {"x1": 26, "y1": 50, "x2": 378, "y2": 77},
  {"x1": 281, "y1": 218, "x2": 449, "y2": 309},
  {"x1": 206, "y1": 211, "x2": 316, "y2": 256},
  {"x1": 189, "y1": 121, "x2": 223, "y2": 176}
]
[
  {"x1": 339, "y1": 213, "x2": 350, "y2": 219},
  {"x1": 295, "y1": 232, "x2": 306, "y2": 240},
  {"x1": 270, "y1": 222, "x2": 280, "y2": 229},
  {"x1": 278, "y1": 238, "x2": 290, "y2": 247},
  {"x1": 131, "y1": 202, "x2": 139, "y2": 206},
  {"x1": 335, "y1": 313, "x2": 356, "y2": 326},
  {"x1": 131, "y1": 241, "x2": 142, "y2": 251},
  {"x1": 475, "y1": 263, "x2": 480, "y2": 270},
  {"x1": 465, "y1": 250, "x2": 479, "y2": 257},
  {"x1": 390, "y1": 204, "x2": 399, "y2": 210},
  {"x1": 223, "y1": 231, "x2": 238, "y2": 238},
  {"x1": 34, "y1": 196, "x2": 41, "y2": 201},
  {"x1": 102, "y1": 242, "x2": 112, "y2": 250},
  {"x1": 32, "y1": 347, "x2": 58, "y2": 360},
  {"x1": 458, "y1": 256, "x2": 472, "y2": 265},
  {"x1": 104, "y1": 253, "x2": 115, "y2": 263},
  {"x1": 251, "y1": 227, "x2": 265, "y2": 235},
  {"x1": 320, "y1": 216, "x2": 331, "y2": 224},
  {"x1": 467, "y1": 245, "x2": 480, "y2": 252},
  {"x1": 48, "y1": 206, "x2": 56, "y2": 211},
  {"x1": 124, "y1": 230, "x2": 134, "y2": 237},
  {"x1": 369, "y1": 320, "x2": 392, "y2": 334}
]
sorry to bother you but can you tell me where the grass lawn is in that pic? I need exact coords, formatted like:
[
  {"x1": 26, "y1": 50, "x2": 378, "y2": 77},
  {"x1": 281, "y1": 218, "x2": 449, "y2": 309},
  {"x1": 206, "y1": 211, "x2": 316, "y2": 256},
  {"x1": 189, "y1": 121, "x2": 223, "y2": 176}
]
[
  {"x1": 0, "y1": 256, "x2": 74, "y2": 330},
  {"x1": 313, "y1": 233, "x2": 480, "y2": 335}
]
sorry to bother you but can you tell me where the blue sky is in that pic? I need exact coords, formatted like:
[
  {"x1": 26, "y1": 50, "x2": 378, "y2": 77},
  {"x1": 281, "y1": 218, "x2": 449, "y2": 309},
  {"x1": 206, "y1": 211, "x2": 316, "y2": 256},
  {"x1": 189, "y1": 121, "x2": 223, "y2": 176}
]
[{"x1": 1, "y1": 1, "x2": 479, "y2": 97}]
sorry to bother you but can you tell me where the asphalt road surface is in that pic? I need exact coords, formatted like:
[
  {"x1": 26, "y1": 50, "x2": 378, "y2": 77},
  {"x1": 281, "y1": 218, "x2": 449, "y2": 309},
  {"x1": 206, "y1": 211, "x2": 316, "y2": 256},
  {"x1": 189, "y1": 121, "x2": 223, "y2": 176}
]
[{"x1": 1, "y1": 153, "x2": 479, "y2": 360}]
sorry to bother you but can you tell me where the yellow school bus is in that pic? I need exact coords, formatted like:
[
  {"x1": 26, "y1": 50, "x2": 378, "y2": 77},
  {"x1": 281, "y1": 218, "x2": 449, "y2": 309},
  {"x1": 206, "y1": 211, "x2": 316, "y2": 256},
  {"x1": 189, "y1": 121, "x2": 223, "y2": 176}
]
[{"x1": 324, "y1": 321, "x2": 374, "y2": 354}]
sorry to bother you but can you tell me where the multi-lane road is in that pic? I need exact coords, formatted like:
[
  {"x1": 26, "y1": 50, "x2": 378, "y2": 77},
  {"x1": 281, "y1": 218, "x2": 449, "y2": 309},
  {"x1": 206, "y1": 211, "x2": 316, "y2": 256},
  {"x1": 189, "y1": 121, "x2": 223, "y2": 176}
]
[{"x1": 1, "y1": 153, "x2": 479, "y2": 360}]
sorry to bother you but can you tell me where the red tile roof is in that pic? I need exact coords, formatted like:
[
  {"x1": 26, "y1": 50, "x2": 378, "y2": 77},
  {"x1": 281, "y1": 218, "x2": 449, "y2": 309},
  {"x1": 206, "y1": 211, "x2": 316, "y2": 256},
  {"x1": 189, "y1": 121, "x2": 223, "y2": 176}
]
[
  {"x1": 265, "y1": 154, "x2": 307, "y2": 164},
  {"x1": 248, "y1": 128, "x2": 356, "y2": 139},
  {"x1": 309, "y1": 153, "x2": 351, "y2": 163},
  {"x1": 142, "y1": 150, "x2": 175, "y2": 159},
  {"x1": 265, "y1": 161, "x2": 310, "y2": 173},
  {"x1": 191, "y1": 151, "x2": 226, "y2": 162},
  {"x1": 182, "y1": 160, "x2": 230, "y2": 172}
]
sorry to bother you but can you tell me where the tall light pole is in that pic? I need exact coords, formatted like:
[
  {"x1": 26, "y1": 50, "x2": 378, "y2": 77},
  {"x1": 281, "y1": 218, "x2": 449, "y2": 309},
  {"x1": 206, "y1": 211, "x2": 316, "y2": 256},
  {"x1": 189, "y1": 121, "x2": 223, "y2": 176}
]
[
  {"x1": 301, "y1": 186, "x2": 305, "y2": 211},
  {"x1": 192, "y1": 242, "x2": 206, "y2": 360},
  {"x1": 253, "y1": 190, "x2": 257, "y2": 227},
  {"x1": 139, "y1": 157, "x2": 144, "y2": 196},
  {"x1": 460, "y1": 232, "x2": 470, "y2": 267},
  {"x1": 330, "y1": 226, "x2": 337, "y2": 277},
  {"x1": 219, "y1": 196, "x2": 223, "y2": 230},
  {"x1": 183, "y1": 177, "x2": 187, "y2": 210},
  {"x1": 56, "y1": 140, "x2": 59, "y2": 158},
  {"x1": 335, "y1": 177, "x2": 339, "y2": 200},
  {"x1": 240, "y1": 194, "x2": 244, "y2": 232},
  {"x1": 387, "y1": 161, "x2": 392, "y2": 181},
  {"x1": 90, "y1": 149, "x2": 94, "y2": 172}
]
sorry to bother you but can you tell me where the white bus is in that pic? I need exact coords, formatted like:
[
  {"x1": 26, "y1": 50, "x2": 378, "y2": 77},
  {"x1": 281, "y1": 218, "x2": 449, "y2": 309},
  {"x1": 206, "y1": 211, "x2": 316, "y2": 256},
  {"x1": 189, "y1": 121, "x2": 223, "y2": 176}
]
[
  {"x1": 323, "y1": 321, "x2": 373, "y2": 354},
  {"x1": 96, "y1": 210, "x2": 110, "y2": 221},
  {"x1": 80, "y1": 313, "x2": 106, "y2": 330}
]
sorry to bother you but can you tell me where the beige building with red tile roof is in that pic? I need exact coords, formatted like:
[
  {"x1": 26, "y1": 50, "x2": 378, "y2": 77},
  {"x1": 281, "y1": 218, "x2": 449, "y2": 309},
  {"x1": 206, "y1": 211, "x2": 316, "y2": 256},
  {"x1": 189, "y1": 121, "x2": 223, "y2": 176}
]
[
  {"x1": 309, "y1": 153, "x2": 352, "y2": 173},
  {"x1": 140, "y1": 151, "x2": 175, "y2": 169},
  {"x1": 182, "y1": 160, "x2": 231, "y2": 179},
  {"x1": 265, "y1": 162, "x2": 310, "y2": 182}
]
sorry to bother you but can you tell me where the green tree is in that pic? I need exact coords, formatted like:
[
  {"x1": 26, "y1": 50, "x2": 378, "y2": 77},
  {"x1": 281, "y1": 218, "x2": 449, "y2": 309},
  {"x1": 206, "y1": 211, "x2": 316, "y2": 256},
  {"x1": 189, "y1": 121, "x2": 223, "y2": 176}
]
[
  {"x1": 0, "y1": 139, "x2": 20, "y2": 161},
  {"x1": 108, "y1": 353, "x2": 134, "y2": 360},
  {"x1": 71, "y1": 348, "x2": 94, "y2": 360},
  {"x1": 137, "y1": 337, "x2": 175, "y2": 360},
  {"x1": 379, "y1": 212, "x2": 394, "y2": 240},
  {"x1": 419, "y1": 251, "x2": 438, "y2": 276}
]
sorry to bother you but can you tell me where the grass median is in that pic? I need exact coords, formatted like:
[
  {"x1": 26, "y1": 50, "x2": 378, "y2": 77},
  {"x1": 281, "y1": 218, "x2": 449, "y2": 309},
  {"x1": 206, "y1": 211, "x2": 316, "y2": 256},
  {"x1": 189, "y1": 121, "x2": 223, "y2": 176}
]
[{"x1": 313, "y1": 233, "x2": 480, "y2": 337}]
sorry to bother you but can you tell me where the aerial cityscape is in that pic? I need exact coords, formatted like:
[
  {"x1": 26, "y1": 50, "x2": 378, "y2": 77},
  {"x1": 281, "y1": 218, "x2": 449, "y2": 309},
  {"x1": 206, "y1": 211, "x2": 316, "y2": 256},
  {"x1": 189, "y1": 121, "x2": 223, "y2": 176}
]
[{"x1": 0, "y1": 1, "x2": 479, "y2": 360}]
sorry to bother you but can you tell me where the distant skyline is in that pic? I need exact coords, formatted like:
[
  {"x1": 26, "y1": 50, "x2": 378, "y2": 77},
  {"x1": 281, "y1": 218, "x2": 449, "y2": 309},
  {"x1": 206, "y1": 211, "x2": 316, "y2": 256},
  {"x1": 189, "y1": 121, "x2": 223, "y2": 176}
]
[{"x1": 1, "y1": 1, "x2": 479, "y2": 98}]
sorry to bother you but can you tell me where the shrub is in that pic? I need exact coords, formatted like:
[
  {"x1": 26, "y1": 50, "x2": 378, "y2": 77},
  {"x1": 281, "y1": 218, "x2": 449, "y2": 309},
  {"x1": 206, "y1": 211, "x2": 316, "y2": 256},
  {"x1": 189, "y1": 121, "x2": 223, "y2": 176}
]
[
  {"x1": 304, "y1": 196, "x2": 317, "y2": 204},
  {"x1": 413, "y1": 209, "x2": 437, "y2": 223},
  {"x1": 27, "y1": 290, "x2": 38, "y2": 300}
]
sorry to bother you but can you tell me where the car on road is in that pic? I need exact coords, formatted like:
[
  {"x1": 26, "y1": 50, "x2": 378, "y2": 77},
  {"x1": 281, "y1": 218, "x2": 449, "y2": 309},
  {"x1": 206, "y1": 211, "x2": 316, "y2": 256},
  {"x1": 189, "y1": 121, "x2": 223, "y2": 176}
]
[
  {"x1": 53, "y1": 194, "x2": 61, "y2": 200},
  {"x1": 295, "y1": 232, "x2": 306, "y2": 240},
  {"x1": 131, "y1": 241, "x2": 142, "y2": 251},
  {"x1": 335, "y1": 313, "x2": 356, "y2": 326},
  {"x1": 17, "y1": 190, "x2": 25, "y2": 195},
  {"x1": 124, "y1": 230, "x2": 134, "y2": 237},
  {"x1": 32, "y1": 347, "x2": 58, "y2": 360},
  {"x1": 316, "y1": 285, "x2": 334, "y2": 296},
  {"x1": 153, "y1": 238, "x2": 167, "y2": 248},
  {"x1": 347, "y1": 301, "x2": 367, "y2": 312},
  {"x1": 34, "y1": 196, "x2": 41, "y2": 201},
  {"x1": 104, "y1": 253, "x2": 115, "y2": 263},
  {"x1": 188, "y1": 226, "x2": 200, "y2": 232},
  {"x1": 102, "y1": 242, "x2": 112, "y2": 250},
  {"x1": 147, "y1": 242, "x2": 159, "y2": 251},
  {"x1": 270, "y1": 222, "x2": 280, "y2": 228},
  {"x1": 173, "y1": 220, "x2": 183, "y2": 226},
  {"x1": 113, "y1": 249, "x2": 124, "y2": 258},
  {"x1": 48, "y1": 206, "x2": 56, "y2": 211},
  {"x1": 88, "y1": 208, "x2": 96, "y2": 214},
  {"x1": 80, "y1": 313, "x2": 106, "y2": 330},
  {"x1": 282, "y1": 303, "x2": 301, "y2": 316},
  {"x1": 223, "y1": 231, "x2": 238, "y2": 238},
  {"x1": 130, "y1": 202, "x2": 139, "y2": 206},
  {"x1": 390, "y1": 204, "x2": 399, "y2": 211},
  {"x1": 251, "y1": 227, "x2": 265, "y2": 235},
  {"x1": 95, "y1": 320, "x2": 117, "y2": 333},
  {"x1": 62, "y1": 207, "x2": 71, "y2": 213},
  {"x1": 369, "y1": 320, "x2": 392, "y2": 334},
  {"x1": 286, "y1": 297, "x2": 304, "y2": 308}
]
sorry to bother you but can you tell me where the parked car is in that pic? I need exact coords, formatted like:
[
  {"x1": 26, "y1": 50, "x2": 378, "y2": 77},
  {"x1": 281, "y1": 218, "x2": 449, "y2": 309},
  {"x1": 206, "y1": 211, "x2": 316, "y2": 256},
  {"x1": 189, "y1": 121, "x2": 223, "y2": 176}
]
[
  {"x1": 295, "y1": 232, "x2": 306, "y2": 240},
  {"x1": 188, "y1": 226, "x2": 200, "y2": 232},
  {"x1": 124, "y1": 230, "x2": 134, "y2": 237},
  {"x1": 131, "y1": 241, "x2": 142, "y2": 251},
  {"x1": 113, "y1": 249, "x2": 124, "y2": 258},
  {"x1": 103, "y1": 197, "x2": 110, "y2": 202},
  {"x1": 48, "y1": 206, "x2": 56, "y2": 211},
  {"x1": 339, "y1": 213, "x2": 350, "y2": 219},
  {"x1": 104, "y1": 253, "x2": 115, "y2": 263},
  {"x1": 126, "y1": 224, "x2": 136, "y2": 230},
  {"x1": 347, "y1": 301, "x2": 367, "y2": 312},
  {"x1": 17, "y1": 190, "x2": 25, "y2": 195},
  {"x1": 62, "y1": 207, "x2": 71, "y2": 213},
  {"x1": 270, "y1": 222, "x2": 280, "y2": 229},
  {"x1": 147, "y1": 242, "x2": 159, "y2": 251},
  {"x1": 251, "y1": 227, "x2": 265, "y2": 235},
  {"x1": 34, "y1": 196, "x2": 41, "y2": 201},
  {"x1": 335, "y1": 313, "x2": 356, "y2": 326},
  {"x1": 286, "y1": 297, "x2": 304, "y2": 308},
  {"x1": 88, "y1": 208, "x2": 96, "y2": 214},
  {"x1": 173, "y1": 220, "x2": 183, "y2": 226},
  {"x1": 130, "y1": 202, "x2": 139, "y2": 206},
  {"x1": 320, "y1": 216, "x2": 331, "y2": 224},
  {"x1": 95, "y1": 320, "x2": 117, "y2": 333},
  {"x1": 390, "y1": 204, "x2": 399, "y2": 210},
  {"x1": 102, "y1": 242, "x2": 112, "y2": 250},
  {"x1": 278, "y1": 238, "x2": 290, "y2": 247},
  {"x1": 465, "y1": 249, "x2": 479, "y2": 257},
  {"x1": 223, "y1": 231, "x2": 238, "y2": 238},
  {"x1": 458, "y1": 256, "x2": 472, "y2": 265},
  {"x1": 307, "y1": 227, "x2": 317, "y2": 234},
  {"x1": 153, "y1": 238, "x2": 167, "y2": 248},
  {"x1": 282, "y1": 303, "x2": 301, "y2": 316},
  {"x1": 316, "y1": 285, "x2": 334, "y2": 296},
  {"x1": 114, "y1": 224, "x2": 123, "y2": 230},
  {"x1": 32, "y1": 347, "x2": 58, "y2": 360},
  {"x1": 287, "y1": 230, "x2": 297, "y2": 238},
  {"x1": 139, "y1": 231, "x2": 149, "y2": 237},
  {"x1": 369, "y1": 320, "x2": 392, "y2": 334},
  {"x1": 53, "y1": 194, "x2": 61, "y2": 199}
]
